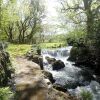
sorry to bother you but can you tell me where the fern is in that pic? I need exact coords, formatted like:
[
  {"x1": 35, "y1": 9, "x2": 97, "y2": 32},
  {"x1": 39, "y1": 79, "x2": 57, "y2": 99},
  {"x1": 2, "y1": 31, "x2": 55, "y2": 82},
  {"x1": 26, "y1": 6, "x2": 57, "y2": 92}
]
[{"x1": 80, "y1": 89, "x2": 93, "y2": 100}]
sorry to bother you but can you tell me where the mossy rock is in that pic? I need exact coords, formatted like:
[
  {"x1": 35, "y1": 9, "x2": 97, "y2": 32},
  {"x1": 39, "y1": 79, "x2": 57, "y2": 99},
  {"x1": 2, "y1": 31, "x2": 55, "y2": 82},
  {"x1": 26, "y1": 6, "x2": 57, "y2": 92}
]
[
  {"x1": 42, "y1": 71, "x2": 55, "y2": 83},
  {"x1": 52, "y1": 60, "x2": 65, "y2": 70},
  {"x1": 53, "y1": 84, "x2": 67, "y2": 92},
  {"x1": 68, "y1": 47, "x2": 79, "y2": 61},
  {"x1": 45, "y1": 56, "x2": 56, "y2": 64},
  {"x1": 68, "y1": 46, "x2": 90, "y2": 62}
]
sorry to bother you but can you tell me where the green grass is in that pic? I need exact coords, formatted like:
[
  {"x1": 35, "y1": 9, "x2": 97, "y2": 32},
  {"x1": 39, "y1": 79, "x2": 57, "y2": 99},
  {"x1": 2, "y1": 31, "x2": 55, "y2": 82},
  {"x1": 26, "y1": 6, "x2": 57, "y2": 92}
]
[
  {"x1": 40, "y1": 42, "x2": 66, "y2": 49},
  {"x1": 7, "y1": 44, "x2": 31, "y2": 58}
]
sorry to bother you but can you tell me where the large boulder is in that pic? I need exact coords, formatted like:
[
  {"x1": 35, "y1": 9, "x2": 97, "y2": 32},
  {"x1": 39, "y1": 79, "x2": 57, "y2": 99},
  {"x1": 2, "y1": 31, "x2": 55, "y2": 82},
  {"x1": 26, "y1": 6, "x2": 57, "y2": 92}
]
[
  {"x1": 68, "y1": 45, "x2": 93, "y2": 67},
  {"x1": 68, "y1": 47, "x2": 79, "y2": 61},
  {"x1": 53, "y1": 84, "x2": 67, "y2": 92},
  {"x1": 52, "y1": 60, "x2": 65, "y2": 70}
]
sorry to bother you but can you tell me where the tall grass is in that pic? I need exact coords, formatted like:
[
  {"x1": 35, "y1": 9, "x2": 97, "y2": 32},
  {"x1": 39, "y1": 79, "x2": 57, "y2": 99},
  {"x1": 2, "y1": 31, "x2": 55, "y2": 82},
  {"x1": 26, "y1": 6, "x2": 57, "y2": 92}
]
[{"x1": 80, "y1": 90, "x2": 93, "y2": 100}]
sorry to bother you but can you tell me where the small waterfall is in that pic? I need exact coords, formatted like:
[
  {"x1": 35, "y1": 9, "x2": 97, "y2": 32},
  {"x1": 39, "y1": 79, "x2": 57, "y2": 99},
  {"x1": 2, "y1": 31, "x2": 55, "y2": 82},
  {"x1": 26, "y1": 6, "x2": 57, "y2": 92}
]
[
  {"x1": 42, "y1": 46, "x2": 83, "y2": 85},
  {"x1": 42, "y1": 46, "x2": 100, "y2": 100}
]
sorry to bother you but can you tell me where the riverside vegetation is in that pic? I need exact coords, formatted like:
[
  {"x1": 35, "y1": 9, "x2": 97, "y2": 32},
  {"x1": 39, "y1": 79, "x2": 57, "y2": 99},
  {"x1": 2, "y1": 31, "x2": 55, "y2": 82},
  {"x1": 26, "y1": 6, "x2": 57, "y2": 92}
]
[{"x1": 0, "y1": 0, "x2": 100, "y2": 100}]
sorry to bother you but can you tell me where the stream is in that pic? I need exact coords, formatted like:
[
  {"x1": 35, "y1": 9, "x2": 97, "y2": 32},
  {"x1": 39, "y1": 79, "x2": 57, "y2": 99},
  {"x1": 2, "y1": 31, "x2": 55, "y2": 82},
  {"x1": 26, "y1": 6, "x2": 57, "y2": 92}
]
[{"x1": 42, "y1": 46, "x2": 100, "y2": 100}]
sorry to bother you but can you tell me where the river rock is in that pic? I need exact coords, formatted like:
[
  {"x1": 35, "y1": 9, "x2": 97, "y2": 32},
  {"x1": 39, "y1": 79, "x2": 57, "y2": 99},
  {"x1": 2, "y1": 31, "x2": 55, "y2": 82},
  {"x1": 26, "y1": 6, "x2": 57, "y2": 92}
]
[
  {"x1": 31, "y1": 55, "x2": 39, "y2": 63},
  {"x1": 52, "y1": 60, "x2": 65, "y2": 70},
  {"x1": 77, "y1": 69, "x2": 95, "y2": 82},
  {"x1": 68, "y1": 45, "x2": 96, "y2": 69},
  {"x1": 27, "y1": 54, "x2": 43, "y2": 70},
  {"x1": 64, "y1": 81, "x2": 81, "y2": 89},
  {"x1": 45, "y1": 56, "x2": 56, "y2": 64},
  {"x1": 68, "y1": 47, "x2": 79, "y2": 61},
  {"x1": 32, "y1": 55, "x2": 43, "y2": 70},
  {"x1": 90, "y1": 81, "x2": 100, "y2": 93},
  {"x1": 38, "y1": 56, "x2": 43, "y2": 70},
  {"x1": 42, "y1": 70, "x2": 55, "y2": 83},
  {"x1": 26, "y1": 51, "x2": 33, "y2": 60},
  {"x1": 37, "y1": 48, "x2": 41, "y2": 55},
  {"x1": 53, "y1": 84, "x2": 67, "y2": 92}
]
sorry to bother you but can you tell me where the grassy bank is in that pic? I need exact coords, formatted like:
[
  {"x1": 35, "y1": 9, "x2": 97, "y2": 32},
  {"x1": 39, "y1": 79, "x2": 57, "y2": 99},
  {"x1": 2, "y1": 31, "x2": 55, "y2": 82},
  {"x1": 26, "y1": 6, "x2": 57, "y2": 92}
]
[
  {"x1": 40, "y1": 42, "x2": 66, "y2": 48},
  {"x1": 7, "y1": 42, "x2": 66, "y2": 58},
  {"x1": 7, "y1": 44, "x2": 31, "y2": 58}
]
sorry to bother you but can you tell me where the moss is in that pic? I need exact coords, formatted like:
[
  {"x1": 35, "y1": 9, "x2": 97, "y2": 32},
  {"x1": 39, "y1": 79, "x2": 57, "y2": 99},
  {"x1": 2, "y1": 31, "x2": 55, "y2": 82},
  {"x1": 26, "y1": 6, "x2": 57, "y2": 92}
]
[
  {"x1": 68, "y1": 47, "x2": 79, "y2": 61},
  {"x1": 68, "y1": 44, "x2": 90, "y2": 63}
]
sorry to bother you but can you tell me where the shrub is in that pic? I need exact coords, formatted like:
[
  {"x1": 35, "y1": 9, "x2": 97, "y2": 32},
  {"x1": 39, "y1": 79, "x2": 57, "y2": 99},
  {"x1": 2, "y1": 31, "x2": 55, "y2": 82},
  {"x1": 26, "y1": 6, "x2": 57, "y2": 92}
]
[
  {"x1": 80, "y1": 90, "x2": 93, "y2": 100},
  {"x1": 0, "y1": 87, "x2": 13, "y2": 100}
]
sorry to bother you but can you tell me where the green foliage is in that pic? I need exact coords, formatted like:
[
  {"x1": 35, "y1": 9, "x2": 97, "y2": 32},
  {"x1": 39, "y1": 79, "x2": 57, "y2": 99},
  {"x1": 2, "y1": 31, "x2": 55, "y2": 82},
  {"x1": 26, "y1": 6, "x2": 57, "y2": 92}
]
[
  {"x1": 66, "y1": 28, "x2": 86, "y2": 45},
  {"x1": 0, "y1": 87, "x2": 13, "y2": 100},
  {"x1": 0, "y1": 33, "x2": 7, "y2": 40},
  {"x1": 61, "y1": 0, "x2": 100, "y2": 45},
  {"x1": 48, "y1": 34, "x2": 67, "y2": 43},
  {"x1": 0, "y1": 0, "x2": 18, "y2": 41},
  {"x1": 0, "y1": 0, "x2": 45, "y2": 43},
  {"x1": 80, "y1": 90, "x2": 93, "y2": 100}
]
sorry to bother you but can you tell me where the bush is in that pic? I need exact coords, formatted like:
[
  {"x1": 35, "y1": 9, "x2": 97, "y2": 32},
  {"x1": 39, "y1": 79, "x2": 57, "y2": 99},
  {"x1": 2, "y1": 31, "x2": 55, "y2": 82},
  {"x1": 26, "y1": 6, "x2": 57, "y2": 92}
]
[
  {"x1": 80, "y1": 90, "x2": 93, "y2": 100},
  {"x1": 0, "y1": 87, "x2": 14, "y2": 100}
]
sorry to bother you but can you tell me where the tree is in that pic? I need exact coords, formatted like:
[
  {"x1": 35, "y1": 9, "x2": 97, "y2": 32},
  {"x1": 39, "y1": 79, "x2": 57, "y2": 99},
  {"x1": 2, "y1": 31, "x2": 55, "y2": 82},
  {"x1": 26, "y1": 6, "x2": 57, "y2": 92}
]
[
  {"x1": 60, "y1": 0, "x2": 100, "y2": 74},
  {"x1": 0, "y1": 0, "x2": 18, "y2": 42},
  {"x1": 16, "y1": 16, "x2": 30, "y2": 43},
  {"x1": 60, "y1": 0, "x2": 100, "y2": 41},
  {"x1": 0, "y1": 0, "x2": 45, "y2": 43},
  {"x1": 14, "y1": 0, "x2": 45, "y2": 44},
  {"x1": 26, "y1": 0, "x2": 45, "y2": 43}
]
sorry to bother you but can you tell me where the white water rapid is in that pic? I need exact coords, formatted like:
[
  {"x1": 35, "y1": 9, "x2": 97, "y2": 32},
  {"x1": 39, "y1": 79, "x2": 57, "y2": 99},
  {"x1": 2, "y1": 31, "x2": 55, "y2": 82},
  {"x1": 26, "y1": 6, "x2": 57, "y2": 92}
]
[{"x1": 41, "y1": 46, "x2": 100, "y2": 100}]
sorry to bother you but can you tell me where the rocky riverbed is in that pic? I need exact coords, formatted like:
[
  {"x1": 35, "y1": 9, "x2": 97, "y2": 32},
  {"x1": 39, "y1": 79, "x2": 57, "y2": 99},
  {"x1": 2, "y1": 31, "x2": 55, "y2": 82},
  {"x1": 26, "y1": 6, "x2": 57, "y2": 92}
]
[{"x1": 41, "y1": 46, "x2": 100, "y2": 100}]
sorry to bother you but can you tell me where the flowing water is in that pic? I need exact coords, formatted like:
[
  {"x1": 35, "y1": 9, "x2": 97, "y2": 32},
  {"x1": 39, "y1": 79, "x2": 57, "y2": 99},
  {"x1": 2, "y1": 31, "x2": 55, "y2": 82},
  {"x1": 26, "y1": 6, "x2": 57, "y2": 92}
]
[{"x1": 42, "y1": 46, "x2": 100, "y2": 100}]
